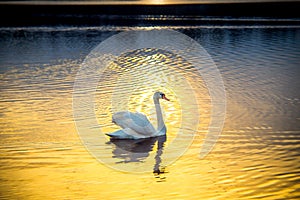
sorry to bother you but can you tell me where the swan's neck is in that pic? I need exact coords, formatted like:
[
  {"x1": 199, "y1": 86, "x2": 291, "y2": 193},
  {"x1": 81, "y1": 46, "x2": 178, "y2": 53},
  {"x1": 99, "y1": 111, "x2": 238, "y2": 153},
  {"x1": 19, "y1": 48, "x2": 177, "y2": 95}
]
[{"x1": 154, "y1": 98, "x2": 165, "y2": 133}]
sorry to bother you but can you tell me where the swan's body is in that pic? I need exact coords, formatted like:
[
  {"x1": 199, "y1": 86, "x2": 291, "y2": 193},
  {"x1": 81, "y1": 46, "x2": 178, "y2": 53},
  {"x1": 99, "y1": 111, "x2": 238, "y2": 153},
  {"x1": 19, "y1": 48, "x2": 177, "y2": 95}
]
[{"x1": 106, "y1": 92, "x2": 169, "y2": 139}]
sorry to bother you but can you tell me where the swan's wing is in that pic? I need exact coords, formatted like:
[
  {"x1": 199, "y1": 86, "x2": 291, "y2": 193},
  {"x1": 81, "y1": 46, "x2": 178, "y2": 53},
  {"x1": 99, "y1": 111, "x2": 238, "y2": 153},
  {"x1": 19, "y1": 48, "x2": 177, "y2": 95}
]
[
  {"x1": 112, "y1": 111, "x2": 156, "y2": 136},
  {"x1": 112, "y1": 111, "x2": 132, "y2": 128},
  {"x1": 133, "y1": 112, "x2": 151, "y2": 125}
]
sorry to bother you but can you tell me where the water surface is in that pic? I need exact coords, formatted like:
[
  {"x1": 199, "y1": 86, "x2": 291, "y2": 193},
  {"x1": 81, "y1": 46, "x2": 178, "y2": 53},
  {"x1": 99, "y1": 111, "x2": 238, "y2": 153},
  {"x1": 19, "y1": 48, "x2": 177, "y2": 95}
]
[{"x1": 0, "y1": 25, "x2": 299, "y2": 199}]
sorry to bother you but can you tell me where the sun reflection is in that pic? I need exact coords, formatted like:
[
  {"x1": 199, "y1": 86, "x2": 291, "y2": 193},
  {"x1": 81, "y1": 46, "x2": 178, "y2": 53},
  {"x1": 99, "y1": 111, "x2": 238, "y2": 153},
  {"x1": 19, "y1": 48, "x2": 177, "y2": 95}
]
[{"x1": 151, "y1": 0, "x2": 165, "y2": 5}]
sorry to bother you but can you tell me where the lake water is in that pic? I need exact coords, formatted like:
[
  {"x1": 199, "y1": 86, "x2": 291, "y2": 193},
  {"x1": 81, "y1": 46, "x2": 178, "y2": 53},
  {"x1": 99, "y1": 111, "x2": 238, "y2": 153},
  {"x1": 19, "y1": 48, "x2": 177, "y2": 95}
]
[{"x1": 0, "y1": 23, "x2": 300, "y2": 199}]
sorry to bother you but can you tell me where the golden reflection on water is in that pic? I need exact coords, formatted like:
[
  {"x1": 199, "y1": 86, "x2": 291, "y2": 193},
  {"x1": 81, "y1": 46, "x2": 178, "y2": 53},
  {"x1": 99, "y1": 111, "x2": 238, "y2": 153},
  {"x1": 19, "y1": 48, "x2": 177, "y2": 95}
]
[{"x1": 1, "y1": 38, "x2": 300, "y2": 199}]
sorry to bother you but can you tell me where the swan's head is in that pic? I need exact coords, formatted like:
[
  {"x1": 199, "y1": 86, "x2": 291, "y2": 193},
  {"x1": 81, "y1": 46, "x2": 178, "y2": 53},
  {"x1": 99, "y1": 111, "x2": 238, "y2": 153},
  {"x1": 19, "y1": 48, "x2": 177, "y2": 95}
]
[{"x1": 153, "y1": 91, "x2": 170, "y2": 101}]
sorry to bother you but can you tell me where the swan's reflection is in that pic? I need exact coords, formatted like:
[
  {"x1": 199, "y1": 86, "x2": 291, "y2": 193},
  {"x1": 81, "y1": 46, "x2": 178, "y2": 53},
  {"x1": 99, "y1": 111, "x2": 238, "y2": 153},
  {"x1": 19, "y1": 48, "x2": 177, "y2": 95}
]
[{"x1": 107, "y1": 135, "x2": 167, "y2": 178}]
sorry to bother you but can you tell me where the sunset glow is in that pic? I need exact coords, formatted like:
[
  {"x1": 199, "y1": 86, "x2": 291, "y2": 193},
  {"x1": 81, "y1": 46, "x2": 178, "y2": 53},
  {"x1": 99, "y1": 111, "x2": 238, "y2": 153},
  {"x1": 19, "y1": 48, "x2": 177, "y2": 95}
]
[{"x1": 1, "y1": 0, "x2": 299, "y2": 6}]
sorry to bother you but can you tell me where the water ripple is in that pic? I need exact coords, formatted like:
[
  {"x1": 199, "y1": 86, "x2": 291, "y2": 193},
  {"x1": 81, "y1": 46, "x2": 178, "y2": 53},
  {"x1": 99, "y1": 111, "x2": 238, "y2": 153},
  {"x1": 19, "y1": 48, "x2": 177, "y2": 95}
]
[{"x1": 0, "y1": 26, "x2": 299, "y2": 199}]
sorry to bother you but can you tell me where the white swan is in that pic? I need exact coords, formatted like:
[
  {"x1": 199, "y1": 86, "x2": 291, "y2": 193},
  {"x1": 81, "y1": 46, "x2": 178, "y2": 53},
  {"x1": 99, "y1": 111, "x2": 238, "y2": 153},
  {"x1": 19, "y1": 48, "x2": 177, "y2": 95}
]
[{"x1": 106, "y1": 92, "x2": 170, "y2": 139}]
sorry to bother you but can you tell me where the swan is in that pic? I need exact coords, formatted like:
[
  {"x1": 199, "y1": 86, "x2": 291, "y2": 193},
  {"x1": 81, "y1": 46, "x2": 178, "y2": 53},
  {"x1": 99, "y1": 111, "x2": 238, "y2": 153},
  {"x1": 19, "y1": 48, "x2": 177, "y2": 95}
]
[{"x1": 106, "y1": 91, "x2": 170, "y2": 139}]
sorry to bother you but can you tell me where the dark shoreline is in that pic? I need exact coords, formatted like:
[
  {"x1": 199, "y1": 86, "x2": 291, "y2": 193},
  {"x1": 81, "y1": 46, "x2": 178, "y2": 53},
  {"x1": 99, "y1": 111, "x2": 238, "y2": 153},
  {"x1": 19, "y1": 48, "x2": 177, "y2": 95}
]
[{"x1": 1, "y1": 2, "x2": 300, "y2": 27}]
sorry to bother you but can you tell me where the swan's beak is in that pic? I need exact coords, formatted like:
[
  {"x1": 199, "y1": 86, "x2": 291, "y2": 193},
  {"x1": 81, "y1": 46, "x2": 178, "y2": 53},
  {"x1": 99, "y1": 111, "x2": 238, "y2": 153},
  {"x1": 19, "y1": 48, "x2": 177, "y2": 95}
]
[{"x1": 162, "y1": 95, "x2": 170, "y2": 101}]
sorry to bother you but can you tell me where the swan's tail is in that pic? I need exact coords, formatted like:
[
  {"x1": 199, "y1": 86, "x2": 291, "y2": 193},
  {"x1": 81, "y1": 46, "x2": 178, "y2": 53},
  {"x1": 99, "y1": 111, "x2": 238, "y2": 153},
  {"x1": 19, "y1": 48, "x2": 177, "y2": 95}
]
[{"x1": 106, "y1": 129, "x2": 135, "y2": 139}]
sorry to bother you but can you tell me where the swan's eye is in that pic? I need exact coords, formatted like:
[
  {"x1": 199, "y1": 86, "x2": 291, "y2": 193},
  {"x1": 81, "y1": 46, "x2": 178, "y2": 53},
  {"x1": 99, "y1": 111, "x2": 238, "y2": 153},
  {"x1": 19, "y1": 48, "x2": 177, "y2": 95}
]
[{"x1": 160, "y1": 93, "x2": 164, "y2": 98}]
